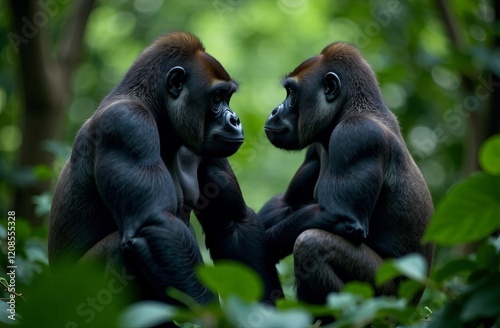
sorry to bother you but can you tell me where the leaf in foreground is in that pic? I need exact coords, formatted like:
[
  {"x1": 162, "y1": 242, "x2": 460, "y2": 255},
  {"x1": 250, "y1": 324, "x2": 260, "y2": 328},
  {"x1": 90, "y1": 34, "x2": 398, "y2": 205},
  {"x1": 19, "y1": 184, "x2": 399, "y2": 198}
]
[
  {"x1": 197, "y1": 261, "x2": 263, "y2": 302},
  {"x1": 424, "y1": 173, "x2": 500, "y2": 245},
  {"x1": 376, "y1": 254, "x2": 427, "y2": 285},
  {"x1": 224, "y1": 296, "x2": 312, "y2": 328},
  {"x1": 479, "y1": 134, "x2": 500, "y2": 175},
  {"x1": 119, "y1": 301, "x2": 177, "y2": 328}
]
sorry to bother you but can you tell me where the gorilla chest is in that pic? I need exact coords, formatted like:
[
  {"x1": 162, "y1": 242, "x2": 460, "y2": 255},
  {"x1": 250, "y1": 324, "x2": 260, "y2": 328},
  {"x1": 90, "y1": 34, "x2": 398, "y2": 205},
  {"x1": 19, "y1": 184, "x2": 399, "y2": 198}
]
[{"x1": 168, "y1": 147, "x2": 202, "y2": 219}]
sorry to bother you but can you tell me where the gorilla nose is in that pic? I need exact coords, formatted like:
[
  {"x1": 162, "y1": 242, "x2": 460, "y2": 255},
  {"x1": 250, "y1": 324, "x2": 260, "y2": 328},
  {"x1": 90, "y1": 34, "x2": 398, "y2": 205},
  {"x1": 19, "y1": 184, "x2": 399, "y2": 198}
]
[
  {"x1": 269, "y1": 103, "x2": 284, "y2": 118},
  {"x1": 226, "y1": 111, "x2": 241, "y2": 128},
  {"x1": 224, "y1": 110, "x2": 243, "y2": 136}
]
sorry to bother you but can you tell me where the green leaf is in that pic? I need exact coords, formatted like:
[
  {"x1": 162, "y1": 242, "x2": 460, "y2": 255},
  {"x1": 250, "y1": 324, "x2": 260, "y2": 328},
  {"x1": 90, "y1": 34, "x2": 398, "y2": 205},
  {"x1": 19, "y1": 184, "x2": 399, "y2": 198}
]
[
  {"x1": 196, "y1": 261, "x2": 263, "y2": 302},
  {"x1": 475, "y1": 243, "x2": 500, "y2": 270},
  {"x1": 376, "y1": 259, "x2": 400, "y2": 286},
  {"x1": 18, "y1": 264, "x2": 133, "y2": 327},
  {"x1": 428, "y1": 302, "x2": 463, "y2": 328},
  {"x1": 492, "y1": 236, "x2": 500, "y2": 251},
  {"x1": 165, "y1": 288, "x2": 200, "y2": 310},
  {"x1": 342, "y1": 281, "x2": 374, "y2": 299},
  {"x1": 275, "y1": 298, "x2": 301, "y2": 310},
  {"x1": 326, "y1": 292, "x2": 360, "y2": 311},
  {"x1": 376, "y1": 254, "x2": 427, "y2": 285},
  {"x1": 119, "y1": 301, "x2": 177, "y2": 328},
  {"x1": 275, "y1": 298, "x2": 333, "y2": 318},
  {"x1": 393, "y1": 254, "x2": 428, "y2": 283},
  {"x1": 224, "y1": 296, "x2": 312, "y2": 328},
  {"x1": 424, "y1": 173, "x2": 500, "y2": 245},
  {"x1": 433, "y1": 258, "x2": 475, "y2": 282},
  {"x1": 332, "y1": 297, "x2": 408, "y2": 328},
  {"x1": 32, "y1": 192, "x2": 52, "y2": 217},
  {"x1": 479, "y1": 134, "x2": 500, "y2": 175},
  {"x1": 398, "y1": 280, "x2": 423, "y2": 301},
  {"x1": 461, "y1": 273, "x2": 500, "y2": 321}
]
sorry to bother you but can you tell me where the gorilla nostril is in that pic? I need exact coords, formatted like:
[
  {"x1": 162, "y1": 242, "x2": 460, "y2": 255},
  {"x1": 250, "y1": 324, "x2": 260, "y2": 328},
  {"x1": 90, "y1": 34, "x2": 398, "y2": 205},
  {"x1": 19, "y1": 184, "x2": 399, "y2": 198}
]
[
  {"x1": 271, "y1": 108, "x2": 278, "y2": 116},
  {"x1": 229, "y1": 116, "x2": 237, "y2": 126}
]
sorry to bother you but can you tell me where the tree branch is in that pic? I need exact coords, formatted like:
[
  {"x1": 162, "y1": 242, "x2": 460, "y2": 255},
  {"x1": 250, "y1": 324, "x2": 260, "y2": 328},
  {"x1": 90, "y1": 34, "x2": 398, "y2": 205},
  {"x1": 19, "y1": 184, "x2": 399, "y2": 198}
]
[
  {"x1": 435, "y1": 0, "x2": 483, "y2": 175},
  {"x1": 487, "y1": 2, "x2": 500, "y2": 138},
  {"x1": 8, "y1": 0, "x2": 96, "y2": 224},
  {"x1": 435, "y1": 0, "x2": 464, "y2": 50},
  {"x1": 58, "y1": 0, "x2": 96, "y2": 78}
]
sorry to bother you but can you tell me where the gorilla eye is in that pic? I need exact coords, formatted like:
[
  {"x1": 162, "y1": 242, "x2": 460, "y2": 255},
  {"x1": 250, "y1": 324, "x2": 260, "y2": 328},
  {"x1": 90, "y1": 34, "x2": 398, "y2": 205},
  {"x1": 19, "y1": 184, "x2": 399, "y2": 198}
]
[
  {"x1": 212, "y1": 91, "x2": 225, "y2": 116},
  {"x1": 212, "y1": 91, "x2": 224, "y2": 105},
  {"x1": 286, "y1": 86, "x2": 297, "y2": 108}
]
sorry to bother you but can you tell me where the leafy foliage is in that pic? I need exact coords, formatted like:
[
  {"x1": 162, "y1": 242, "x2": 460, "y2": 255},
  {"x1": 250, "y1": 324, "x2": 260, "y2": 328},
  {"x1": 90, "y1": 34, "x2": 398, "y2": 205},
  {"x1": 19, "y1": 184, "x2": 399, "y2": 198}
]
[
  {"x1": 423, "y1": 173, "x2": 500, "y2": 245},
  {"x1": 0, "y1": 1, "x2": 499, "y2": 327},
  {"x1": 120, "y1": 136, "x2": 500, "y2": 327},
  {"x1": 480, "y1": 135, "x2": 500, "y2": 175},
  {"x1": 197, "y1": 261, "x2": 263, "y2": 302}
]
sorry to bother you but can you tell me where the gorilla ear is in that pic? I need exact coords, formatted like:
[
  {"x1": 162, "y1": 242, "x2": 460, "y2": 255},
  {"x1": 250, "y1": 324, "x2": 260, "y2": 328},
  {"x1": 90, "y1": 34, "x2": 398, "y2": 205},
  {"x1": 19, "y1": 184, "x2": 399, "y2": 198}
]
[
  {"x1": 324, "y1": 72, "x2": 341, "y2": 103},
  {"x1": 166, "y1": 66, "x2": 186, "y2": 99}
]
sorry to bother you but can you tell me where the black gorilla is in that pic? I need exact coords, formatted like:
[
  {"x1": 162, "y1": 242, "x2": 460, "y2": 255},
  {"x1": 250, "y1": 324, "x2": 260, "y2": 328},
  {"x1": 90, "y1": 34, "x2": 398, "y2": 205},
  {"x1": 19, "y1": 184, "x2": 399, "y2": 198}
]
[
  {"x1": 49, "y1": 32, "x2": 282, "y2": 305},
  {"x1": 259, "y1": 42, "x2": 434, "y2": 304}
]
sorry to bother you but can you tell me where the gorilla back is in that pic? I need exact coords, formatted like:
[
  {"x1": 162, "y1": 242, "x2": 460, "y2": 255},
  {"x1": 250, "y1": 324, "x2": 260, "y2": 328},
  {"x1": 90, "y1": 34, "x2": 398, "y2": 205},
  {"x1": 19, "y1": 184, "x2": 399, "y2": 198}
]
[{"x1": 49, "y1": 32, "x2": 282, "y2": 305}]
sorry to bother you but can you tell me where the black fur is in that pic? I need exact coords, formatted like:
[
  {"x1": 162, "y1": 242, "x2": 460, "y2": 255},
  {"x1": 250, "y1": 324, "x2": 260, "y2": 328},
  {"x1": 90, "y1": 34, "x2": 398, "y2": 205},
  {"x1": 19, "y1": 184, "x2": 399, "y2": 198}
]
[
  {"x1": 49, "y1": 32, "x2": 282, "y2": 307},
  {"x1": 260, "y1": 42, "x2": 434, "y2": 305}
]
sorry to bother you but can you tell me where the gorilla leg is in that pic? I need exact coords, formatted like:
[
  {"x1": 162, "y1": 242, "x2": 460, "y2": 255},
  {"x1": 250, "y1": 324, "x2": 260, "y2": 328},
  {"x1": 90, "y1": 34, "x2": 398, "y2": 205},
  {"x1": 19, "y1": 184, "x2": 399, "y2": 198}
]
[
  {"x1": 82, "y1": 216, "x2": 215, "y2": 305},
  {"x1": 124, "y1": 214, "x2": 215, "y2": 305},
  {"x1": 293, "y1": 229, "x2": 397, "y2": 304},
  {"x1": 81, "y1": 231, "x2": 123, "y2": 271}
]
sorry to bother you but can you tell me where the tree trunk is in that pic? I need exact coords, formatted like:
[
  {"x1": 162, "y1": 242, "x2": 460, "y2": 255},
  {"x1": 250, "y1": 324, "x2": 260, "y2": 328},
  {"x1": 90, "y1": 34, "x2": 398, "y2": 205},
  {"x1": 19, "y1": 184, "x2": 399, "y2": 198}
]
[
  {"x1": 435, "y1": 0, "x2": 500, "y2": 254},
  {"x1": 8, "y1": 0, "x2": 95, "y2": 225},
  {"x1": 487, "y1": 3, "x2": 500, "y2": 139},
  {"x1": 436, "y1": 0, "x2": 500, "y2": 172}
]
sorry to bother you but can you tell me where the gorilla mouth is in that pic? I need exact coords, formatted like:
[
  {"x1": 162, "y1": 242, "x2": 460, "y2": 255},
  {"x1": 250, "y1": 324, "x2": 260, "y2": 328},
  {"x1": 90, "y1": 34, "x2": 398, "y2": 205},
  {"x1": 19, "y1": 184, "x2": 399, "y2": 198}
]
[
  {"x1": 264, "y1": 127, "x2": 287, "y2": 134},
  {"x1": 216, "y1": 135, "x2": 244, "y2": 143}
]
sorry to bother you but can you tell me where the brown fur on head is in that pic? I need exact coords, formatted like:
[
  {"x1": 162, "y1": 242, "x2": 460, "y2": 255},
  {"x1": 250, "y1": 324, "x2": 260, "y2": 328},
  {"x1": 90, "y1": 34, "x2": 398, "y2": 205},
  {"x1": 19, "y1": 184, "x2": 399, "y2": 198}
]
[
  {"x1": 266, "y1": 42, "x2": 385, "y2": 149},
  {"x1": 319, "y1": 42, "x2": 382, "y2": 109},
  {"x1": 289, "y1": 42, "x2": 382, "y2": 111},
  {"x1": 112, "y1": 31, "x2": 238, "y2": 155},
  {"x1": 292, "y1": 43, "x2": 384, "y2": 146},
  {"x1": 153, "y1": 32, "x2": 231, "y2": 81}
]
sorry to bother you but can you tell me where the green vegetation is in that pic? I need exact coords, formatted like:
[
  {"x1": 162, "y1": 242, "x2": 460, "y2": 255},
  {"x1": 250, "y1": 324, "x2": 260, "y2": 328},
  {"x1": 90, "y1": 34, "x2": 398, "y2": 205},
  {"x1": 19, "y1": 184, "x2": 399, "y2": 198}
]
[
  {"x1": 123, "y1": 134, "x2": 500, "y2": 327},
  {"x1": 0, "y1": 0, "x2": 499, "y2": 327}
]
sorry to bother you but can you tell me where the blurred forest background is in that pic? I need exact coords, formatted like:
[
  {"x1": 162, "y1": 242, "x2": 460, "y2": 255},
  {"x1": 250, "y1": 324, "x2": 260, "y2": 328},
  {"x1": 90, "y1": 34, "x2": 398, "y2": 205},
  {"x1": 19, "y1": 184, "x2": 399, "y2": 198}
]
[{"x1": 0, "y1": 0, "x2": 499, "y2": 326}]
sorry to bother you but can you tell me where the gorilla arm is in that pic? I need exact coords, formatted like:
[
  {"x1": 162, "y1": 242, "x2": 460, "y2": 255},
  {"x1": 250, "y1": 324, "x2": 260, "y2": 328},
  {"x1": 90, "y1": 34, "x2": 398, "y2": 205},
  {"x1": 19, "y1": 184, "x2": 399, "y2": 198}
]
[
  {"x1": 258, "y1": 144, "x2": 322, "y2": 229},
  {"x1": 195, "y1": 158, "x2": 284, "y2": 303},
  {"x1": 265, "y1": 116, "x2": 388, "y2": 262},
  {"x1": 93, "y1": 102, "x2": 213, "y2": 303}
]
